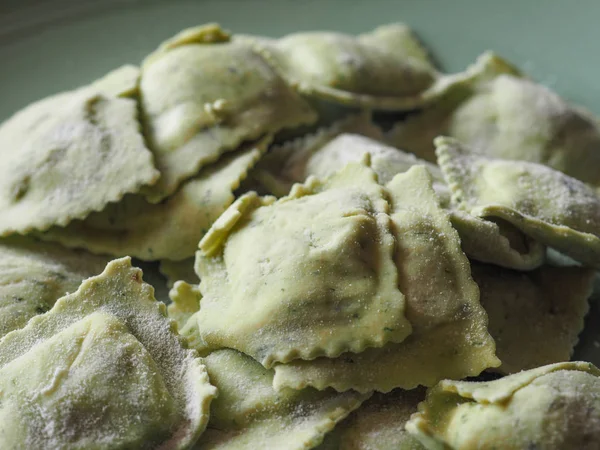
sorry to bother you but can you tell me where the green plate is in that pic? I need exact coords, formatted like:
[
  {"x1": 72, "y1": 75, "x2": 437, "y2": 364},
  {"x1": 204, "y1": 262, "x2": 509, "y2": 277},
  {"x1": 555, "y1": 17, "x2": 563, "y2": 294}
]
[{"x1": 0, "y1": 0, "x2": 598, "y2": 365}]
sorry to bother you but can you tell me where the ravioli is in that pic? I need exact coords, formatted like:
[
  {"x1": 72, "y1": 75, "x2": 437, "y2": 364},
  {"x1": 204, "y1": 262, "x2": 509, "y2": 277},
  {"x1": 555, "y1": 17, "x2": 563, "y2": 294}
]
[
  {"x1": 265, "y1": 131, "x2": 448, "y2": 201},
  {"x1": 195, "y1": 349, "x2": 369, "y2": 450},
  {"x1": 406, "y1": 362, "x2": 600, "y2": 450},
  {"x1": 252, "y1": 113, "x2": 383, "y2": 196},
  {"x1": 256, "y1": 23, "x2": 439, "y2": 109},
  {"x1": 389, "y1": 71, "x2": 600, "y2": 189},
  {"x1": 0, "y1": 87, "x2": 159, "y2": 235},
  {"x1": 472, "y1": 263, "x2": 594, "y2": 374},
  {"x1": 39, "y1": 137, "x2": 268, "y2": 261},
  {"x1": 303, "y1": 134, "x2": 444, "y2": 185},
  {"x1": 449, "y1": 75, "x2": 600, "y2": 187},
  {"x1": 318, "y1": 389, "x2": 426, "y2": 450},
  {"x1": 436, "y1": 136, "x2": 600, "y2": 267},
  {"x1": 140, "y1": 23, "x2": 316, "y2": 202},
  {"x1": 450, "y1": 211, "x2": 546, "y2": 270},
  {"x1": 386, "y1": 53, "x2": 522, "y2": 162},
  {"x1": 0, "y1": 237, "x2": 108, "y2": 338},
  {"x1": 0, "y1": 257, "x2": 216, "y2": 449},
  {"x1": 194, "y1": 161, "x2": 412, "y2": 367},
  {"x1": 272, "y1": 167, "x2": 498, "y2": 393}
]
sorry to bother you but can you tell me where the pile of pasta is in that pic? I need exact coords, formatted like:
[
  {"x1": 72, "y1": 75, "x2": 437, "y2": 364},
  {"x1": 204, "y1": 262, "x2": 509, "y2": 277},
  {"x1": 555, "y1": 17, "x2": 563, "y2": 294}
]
[{"x1": 1, "y1": 22, "x2": 600, "y2": 449}]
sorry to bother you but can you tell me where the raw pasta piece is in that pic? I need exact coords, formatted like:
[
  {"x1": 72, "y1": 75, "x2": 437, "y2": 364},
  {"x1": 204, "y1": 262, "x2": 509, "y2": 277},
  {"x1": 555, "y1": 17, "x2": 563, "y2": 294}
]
[
  {"x1": 194, "y1": 349, "x2": 369, "y2": 450},
  {"x1": 194, "y1": 161, "x2": 412, "y2": 367},
  {"x1": 252, "y1": 112, "x2": 383, "y2": 196},
  {"x1": 386, "y1": 53, "x2": 522, "y2": 161},
  {"x1": 168, "y1": 281, "x2": 202, "y2": 331},
  {"x1": 449, "y1": 75, "x2": 600, "y2": 187},
  {"x1": 90, "y1": 64, "x2": 140, "y2": 98},
  {"x1": 471, "y1": 262, "x2": 594, "y2": 374},
  {"x1": 0, "y1": 88, "x2": 159, "y2": 235},
  {"x1": 160, "y1": 258, "x2": 199, "y2": 288},
  {"x1": 303, "y1": 134, "x2": 444, "y2": 185},
  {"x1": 39, "y1": 137, "x2": 268, "y2": 261},
  {"x1": 256, "y1": 23, "x2": 440, "y2": 109},
  {"x1": 0, "y1": 257, "x2": 216, "y2": 449},
  {"x1": 140, "y1": 23, "x2": 317, "y2": 202},
  {"x1": 450, "y1": 211, "x2": 546, "y2": 270},
  {"x1": 256, "y1": 120, "x2": 448, "y2": 200},
  {"x1": 272, "y1": 167, "x2": 499, "y2": 393},
  {"x1": 305, "y1": 134, "x2": 451, "y2": 206},
  {"x1": 406, "y1": 361, "x2": 600, "y2": 450},
  {"x1": 436, "y1": 136, "x2": 600, "y2": 267},
  {"x1": 317, "y1": 389, "x2": 426, "y2": 450},
  {"x1": 0, "y1": 237, "x2": 108, "y2": 338}
]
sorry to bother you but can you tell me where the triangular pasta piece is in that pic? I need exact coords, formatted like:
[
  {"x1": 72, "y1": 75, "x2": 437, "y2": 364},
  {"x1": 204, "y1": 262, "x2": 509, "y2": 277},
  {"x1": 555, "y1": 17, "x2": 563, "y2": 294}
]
[
  {"x1": 139, "y1": 24, "x2": 316, "y2": 202},
  {"x1": 450, "y1": 211, "x2": 546, "y2": 270},
  {"x1": 255, "y1": 23, "x2": 441, "y2": 110},
  {"x1": 0, "y1": 237, "x2": 108, "y2": 338},
  {"x1": 194, "y1": 162, "x2": 412, "y2": 368},
  {"x1": 195, "y1": 349, "x2": 369, "y2": 450},
  {"x1": 317, "y1": 389, "x2": 426, "y2": 450},
  {"x1": 39, "y1": 137, "x2": 268, "y2": 261},
  {"x1": 252, "y1": 113, "x2": 383, "y2": 196},
  {"x1": 160, "y1": 257, "x2": 199, "y2": 288},
  {"x1": 472, "y1": 263, "x2": 594, "y2": 374},
  {"x1": 436, "y1": 136, "x2": 600, "y2": 268},
  {"x1": 406, "y1": 362, "x2": 600, "y2": 449},
  {"x1": 0, "y1": 87, "x2": 159, "y2": 235},
  {"x1": 0, "y1": 257, "x2": 216, "y2": 449},
  {"x1": 272, "y1": 167, "x2": 498, "y2": 393},
  {"x1": 449, "y1": 75, "x2": 600, "y2": 187}
]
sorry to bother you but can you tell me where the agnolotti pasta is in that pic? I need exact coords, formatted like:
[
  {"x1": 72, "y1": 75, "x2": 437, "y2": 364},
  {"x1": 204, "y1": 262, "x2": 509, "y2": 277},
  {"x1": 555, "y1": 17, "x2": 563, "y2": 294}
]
[
  {"x1": 272, "y1": 167, "x2": 498, "y2": 393},
  {"x1": 195, "y1": 349, "x2": 369, "y2": 450},
  {"x1": 406, "y1": 362, "x2": 600, "y2": 450},
  {"x1": 194, "y1": 161, "x2": 412, "y2": 367},
  {"x1": 437, "y1": 137, "x2": 600, "y2": 268},
  {"x1": 38, "y1": 137, "x2": 269, "y2": 261},
  {"x1": 0, "y1": 84, "x2": 159, "y2": 236},
  {"x1": 317, "y1": 389, "x2": 426, "y2": 450},
  {"x1": 0, "y1": 257, "x2": 216, "y2": 449},
  {"x1": 0, "y1": 237, "x2": 108, "y2": 338},
  {"x1": 472, "y1": 263, "x2": 594, "y2": 374},
  {"x1": 139, "y1": 24, "x2": 316, "y2": 202}
]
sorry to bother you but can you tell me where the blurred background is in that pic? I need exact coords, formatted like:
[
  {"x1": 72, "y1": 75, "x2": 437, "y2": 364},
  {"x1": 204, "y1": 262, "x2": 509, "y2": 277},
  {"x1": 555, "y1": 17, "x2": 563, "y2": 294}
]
[{"x1": 1, "y1": 0, "x2": 599, "y2": 121}]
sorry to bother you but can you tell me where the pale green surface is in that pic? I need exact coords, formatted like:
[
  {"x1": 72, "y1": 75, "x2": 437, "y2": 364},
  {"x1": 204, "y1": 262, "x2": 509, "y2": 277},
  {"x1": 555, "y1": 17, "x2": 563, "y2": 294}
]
[
  {"x1": 272, "y1": 167, "x2": 499, "y2": 394},
  {"x1": 1, "y1": 0, "x2": 599, "y2": 361},
  {"x1": 195, "y1": 162, "x2": 412, "y2": 368},
  {"x1": 1, "y1": 0, "x2": 600, "y2": 122},
  {"x1": 0, "y1": 257, "x2": 217, "y2": 449},
  {"x1": 196, "y1": 349, "x2": 368, "y2": 450},
  {"x1": 407, "y1": 362, "x2": 600, "y2": 450}
]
